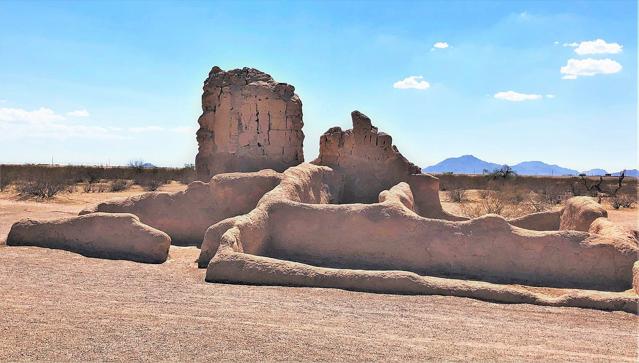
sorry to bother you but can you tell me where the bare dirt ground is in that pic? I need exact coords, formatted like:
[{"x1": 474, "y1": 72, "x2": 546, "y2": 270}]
[{"x1": 0, "y1": 187, "x2": 637, "y2": 361}]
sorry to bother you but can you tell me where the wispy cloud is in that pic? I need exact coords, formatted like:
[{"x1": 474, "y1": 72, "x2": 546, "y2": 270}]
[
  {"x1": 0, "y1": 106, "x2": 190, "y2": 139},
  {"x1": 564, "y1": 39, "x2": 622, "y2": 55},
  {"x1": 66, "y1": 109, "x2": 90, "y2": 117},
  {"x1": 393, "y1": 76, "x2": 430, "y2": 90},
  {"x1": 0, "y1": 107, "x2": 66, "y2": 122},
  {"x1": 0, "y1": 107, "x2": 115, "y2": 139},
  {"x1": 493, "y1": 91, "x2": 543, "y2": 102},
  {"x1": 545, "y1": 94, "x2": 556, "y2": 99},
  {"x1": 560, "y1": 58, "x2": 622, "y2": 79}
]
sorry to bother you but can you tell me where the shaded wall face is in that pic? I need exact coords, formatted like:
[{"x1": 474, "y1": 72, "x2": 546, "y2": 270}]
[
  {"x1": 261, "y1": 201, "x2": 635, "y2": 291},
  {"x1": 87, "y1": 171, "x2": 282, "y2": 246}
]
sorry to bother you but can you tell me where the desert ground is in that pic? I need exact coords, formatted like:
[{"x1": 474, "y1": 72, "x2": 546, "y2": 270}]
[{"x1": 1, "y1": 184, "x2": 637, "y2": 361}]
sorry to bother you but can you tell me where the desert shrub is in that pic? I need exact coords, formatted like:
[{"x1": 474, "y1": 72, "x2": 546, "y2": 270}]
[
  {"x1": 16, "y1": 179, "x2": 70, "y2": 199},
  {"x1": 179, "y1": 164, "x2": 197, "y2": 184},
  {"x1": 110, "y1": 179, "x2": 130, "y2": 192},
  {"x1": 460, "y1": 196, "x2": 506, "y2": 218},
  {"x1": 82, "y1": 182, "x2": 94, "y2": 193},
  {"x1": 498, "y1": 184, "x2": 527, "y2": 204},
  {"x1": 129, "y1": 160, "x2": 146, "y2": 174},
  {"x1": 541, "y1": 185, "x2": 566, "y2": 205},
  {"x1": 478, "y1": 189, "x2": 491, "y2": 199},
  {"x1": 523, "y1": 194, "x2": 553, "y2": 213},
  {"x1": 610, "y1": 193, "x2": 637, "y2": 209},
  {"x1": 485, "y1": 165, "x2": 517, "y2": 181},
  {"x1": 0, "y1": 164, "x2": 195, "y2": 192},
  {"x1": 140, "y1": 179, "x2": 163, "y2": 191},
  {"x1": 82, "y1": 181, "x2": 108, "y2": 193},
  {"x1": 448, "y1": 189, "x2": 466, "y2": 203}
]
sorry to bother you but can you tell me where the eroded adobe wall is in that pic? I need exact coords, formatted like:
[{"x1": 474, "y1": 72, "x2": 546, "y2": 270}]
[
  {"x1": 206, "y1": 250, "x2": 638, "y2": 313},
  {"x1": 198, "y1": 163, "x2": 342, "y2": 267},
  {"x1": 7, "y1": 213, "x2": 171, "y2": 263},
  {"x1": 195, "y1": 67, "x2": 304, "y2": 180},
  {"x1": 200, "y1": 164, "x2": 638, "y2": 291},
  {"x1": 81, "y1": 170, "x2": 282, "y2": 245},
  {"x1": 313, "y1": 111, "x2": 421, "y2": 203},
  {"x1": 560, "y1": 196, "x2": 608, "y2": 231},
  {"x1": 262, "y1": 199, "x2": 636, "y2": 291}
]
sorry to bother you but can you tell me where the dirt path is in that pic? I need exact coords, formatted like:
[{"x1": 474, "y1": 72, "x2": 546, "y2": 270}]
[{"x1": 0, "y1": 188, "x2": 637, "y2": 361}]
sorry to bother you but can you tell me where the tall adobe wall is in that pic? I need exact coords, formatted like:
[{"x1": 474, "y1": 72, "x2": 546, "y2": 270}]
[
  {"x1": 195, "y1": 66, "x2": 304, "y2": 180},
  {"x1": 314, "y1": 111, "x2": 421, "y2": 203}
]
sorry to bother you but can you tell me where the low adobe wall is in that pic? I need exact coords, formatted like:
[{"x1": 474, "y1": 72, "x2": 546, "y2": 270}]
[
  {"x1": 7, "y1": 213, "x2": 170, "y2": 263},
  {"x1": 81, "y1": 170, "x2": 282, "y2": 245},
  {"x1": 206, "y1": 248, "x2": 638, "y2": 313},
  {"x1": 559, "y1": 196, "x2": 608, "y2": 231},
  {"x1": 200, "y1": 164, "x2": 638, "y2": 292}
]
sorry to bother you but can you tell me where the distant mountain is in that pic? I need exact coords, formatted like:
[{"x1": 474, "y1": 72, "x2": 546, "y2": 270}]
[
  {"x1": 511, "y1": 161, "x2": 579, "y2": 176},
  {"x1": 423, "y1": 155, "x2": 595, "y2": 176},
  {"x1": 612, "y1": 169, "x2": 638, "y2": 177},
  {"x1": 423, "y1": 155, "x2": 501, "y2": 175},
  {"x1": 582, "y1": 168, "x2": 608, "y2": 176}
]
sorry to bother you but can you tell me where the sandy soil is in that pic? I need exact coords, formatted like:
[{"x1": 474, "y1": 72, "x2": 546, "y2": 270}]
[{"x1": 0, "y1": 187, "x2": 637, "y2": 361}]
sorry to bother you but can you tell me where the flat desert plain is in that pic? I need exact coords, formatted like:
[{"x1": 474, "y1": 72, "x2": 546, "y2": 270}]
[{"x1": 1, "y1": 187, "x2": 637, "y2": 361}]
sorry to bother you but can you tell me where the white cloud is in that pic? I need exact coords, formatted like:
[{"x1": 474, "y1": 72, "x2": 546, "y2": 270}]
[
  {"x1": 560, "y1": 58, "x2": 622, "y2": 79},
  {"x1": 494, "y1": 91, "x2": 542, "y2": 102},
  {"x1": 553, "y1": 41, "x2": 559, "y2": 45},
  {"x1": 573, "y1": 39, "x2": 622, "y2": 55},
  {"x1": 545, "y1": 94, "x2": 556, "y2": 99},
  {"x1": 0, "y1": 107, "x2": 116, "y2": 140},
  {"x1": 0, "y1": 107, "x2": 66, "y2": 123},
  {"x1": 66, "y1": 109, "x2": 90, "y2": 117},
  {"x1": 563, "y1": 42, "x2": 579, "y2": 48},
  {"x1": 393, "y1": 76, "x2": 430, "y2": 90},
  {"x1": 433, "y1": 41, "x2": 449, "y2": 49},
  {"x1": 0, "y1": 106, "x2": 188, "y2": 140}
]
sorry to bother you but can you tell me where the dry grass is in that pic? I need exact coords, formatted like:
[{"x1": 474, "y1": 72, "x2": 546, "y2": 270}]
[
  {"x1": 447, "y1": 189, "x2": 466, "y2": 203},
  {"x1": 457, "y1": 189, "x2": 556, "y2": 219},
  {"x1": 0, "y1": 164, "x2": 196, "y2": 191},
  {"x1": 609, "y1": 192, "x2": 637, "y2": 210},
  {"x1": 0, "y1": 164, "x2": 197, "y2": 199}
]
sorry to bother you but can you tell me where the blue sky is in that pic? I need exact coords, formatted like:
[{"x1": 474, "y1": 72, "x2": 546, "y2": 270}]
[{"x1": 0, "y1": 0, "x2": 636, "y2": 172}]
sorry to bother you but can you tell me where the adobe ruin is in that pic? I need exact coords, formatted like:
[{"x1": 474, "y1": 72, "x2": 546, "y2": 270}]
[
  {"x1": 5, "y1": 66, "x2": 639, "y2": 313},
  {"x1": 195, "y1": 67, "x2": 304, "y2": 180}
]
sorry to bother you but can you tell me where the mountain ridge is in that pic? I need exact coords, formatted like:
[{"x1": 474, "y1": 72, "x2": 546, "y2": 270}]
[{"x1": 423, "y1": 155, "x2": 636, "y2": 176}]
